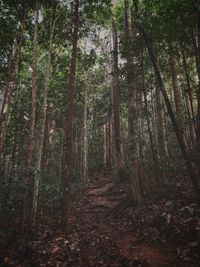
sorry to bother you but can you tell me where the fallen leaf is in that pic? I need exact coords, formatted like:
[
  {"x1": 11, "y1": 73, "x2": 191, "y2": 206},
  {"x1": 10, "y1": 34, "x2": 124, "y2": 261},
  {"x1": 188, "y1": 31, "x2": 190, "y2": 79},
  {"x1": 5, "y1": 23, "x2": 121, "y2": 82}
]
[{"x1": 51, "y1": 246, "x2": 60, "y2": 254}]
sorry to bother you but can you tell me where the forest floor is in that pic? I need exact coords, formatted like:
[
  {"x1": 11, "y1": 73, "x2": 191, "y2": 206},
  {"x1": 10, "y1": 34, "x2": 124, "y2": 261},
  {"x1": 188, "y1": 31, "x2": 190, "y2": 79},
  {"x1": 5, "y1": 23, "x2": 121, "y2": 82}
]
[{"x1": 1, "y1": 172, "x2": 200, "y2": 267}]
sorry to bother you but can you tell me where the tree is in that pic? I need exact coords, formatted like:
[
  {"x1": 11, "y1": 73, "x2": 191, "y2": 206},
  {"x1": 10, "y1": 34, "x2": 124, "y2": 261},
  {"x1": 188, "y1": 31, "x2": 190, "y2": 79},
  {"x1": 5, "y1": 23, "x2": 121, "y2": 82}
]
[
  {"x1": 169, "y1": 48, "x2": 186, "y2": 146},
  {"x1": 32, "y1": 1, "x2": 58, "y2": 226},
  {"x1": 0, "y1": 5, "x2": 27, "y2": 155},
  {"x1": 21, "y1": 0, "x2": 40, "y2": 232},
  {"x1": 194, "y1": 10, "x2": 200, "y2": 177},
  {"x1": 111, "y1": 0, "x2": 125, "y2": 178},
  {"x1": 124, "y1": 0, "x2": 142, "y2": 203},
  {"x1": 63, "y1": 0, "x2": 80, "y2": 228},
  {"x1": 141, "y1": 50, "x2": 159, "y2": 174}
]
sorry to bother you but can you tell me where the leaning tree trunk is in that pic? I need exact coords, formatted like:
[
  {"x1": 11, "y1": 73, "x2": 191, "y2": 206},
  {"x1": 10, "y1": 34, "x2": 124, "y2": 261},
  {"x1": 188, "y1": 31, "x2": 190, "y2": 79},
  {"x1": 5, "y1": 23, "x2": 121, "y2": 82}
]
[
  {"x1": 141, "y1": 50, "x2": 159, "y2": 173},
  {"x1": 124, "y1": 0, "x2": 142, "y2": 203},
  {"x1": 155, "y1": 85, "x2": 169, "y2": 162},
  {"x1": 133, "y1": 0, "x2": 200, "y2": 206},
  {"x1": 21, "y1": 0, "x2": 39, "y2": 233},
  {"x1": 63, "y1": 0, "x2": 80, "y2": 228},
  {"x1": 31, "y1": 1, "x2": 57, "y2": 226},
  {"x1": 111, "y1": 0, "x2": 125, "y2": 177}
]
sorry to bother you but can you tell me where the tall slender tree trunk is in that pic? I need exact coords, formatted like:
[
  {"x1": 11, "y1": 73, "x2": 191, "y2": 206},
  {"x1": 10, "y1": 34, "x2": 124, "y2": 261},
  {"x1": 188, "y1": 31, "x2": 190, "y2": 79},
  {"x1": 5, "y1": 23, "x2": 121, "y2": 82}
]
[
  {"x1": 103, "y1": 123, "x2": 107, "y2": 166},
  {"x1": 111, "y1": 91, "x2": 120, "y2": 181},
  {"x1": 180, "y1": 47, "x2": 195, "y2": 145},
  {"x1": 106, "y1": 120, "x2": 112, "y2": 169},
  {"x1": 134, "y1": 0, "x2": 200, "y2": 205},
  {"x1": 0, "y1": 9, "x2": 26, "y2": 154},
  {"x1": 21, "y1": 0, "x2": 39, "y2": 232},
  {"x1": 58, "y1": 116, "x2": 65, "y2": 183},
  {"x1": 11, "y1": 80, "x2": 22, "y2": 176},
  {"x1": 17, "y1": 112, "x2": 25, "y2": 173},
  {"x1": 79, "y1": 86, "x2": 88, "y2": 185},
  {"x1": 155, "y1": 85, "x2": 169, "y2": 162},
  {"x1": 82, "y1": 87, "x2": 88, "y2": 184},
  {"x1": 0, "y1": 41, "x2": 17, "y2": 124},
  {"x1": 63, "y1": 0, "x2": 80, "y2": 227},
  {"x1": 78, "y1": 120, "x2": 83, "y2": 174},
  {"x1": 111, "y1": 0, "x2": 125, "y2": 177},
  {"x1": 41, "y1": 115, "x2": 49, "y2": 170},
  {"x1": 124, "y1": 0, "x2": 142, "y2": 203},
  {"x1": 169, "y1": 49, "x2": 186, "y2": 146},
  {"x1": 141, "y1": 50, "x2": 159, "y2": 172},
  {"x1": 32, "y1": 2, "x2": 57, "y2": 226},
  {"x1": 194, "y1": 11, "x2": 200, "y2": 176}
]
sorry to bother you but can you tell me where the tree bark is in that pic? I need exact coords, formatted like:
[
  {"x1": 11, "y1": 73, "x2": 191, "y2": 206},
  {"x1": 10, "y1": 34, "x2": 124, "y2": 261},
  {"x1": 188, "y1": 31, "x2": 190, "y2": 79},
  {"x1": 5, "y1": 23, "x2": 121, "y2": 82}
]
[
  {"x1": 194, "y1": 11, "x2": 200, "y2": 176},
  {"x1": 111, "y1": 0, "x2": 125, "y2": 176},
  {"x1": 141, "y1": 50, "x2": 159, "y2": 172},
  {"x1": 181, "y1": 53, "x2": 196, "y2": 146},
  {"x1": 124, "y1": 0, "x2": 142, "y2": 203},
  {"x1": 155, "y1": 85, "x2": 169, "y2": 162},
  {"x1": 0, "y1": 9, "x2": 26, "y2": 154},
  {"x1": 82, "y1": 87, "x2": 88, "y2": 184},
  {"x1": 103, "y1": 123, "x2": 107, "y2": 166},
  {"x1": 63, "y1": 0, "x2": 80, "y2": 228},
  {"x1": 21, "y1": 0, "x2": 39, "y2": 232},
  {"x1": 32, "y1": 1, "x2": 57, "y2": 226},
  {"x1": 106, "y1": 120, "x2": 112, "y2": 169},
  {"x1": 169, "y1": 49, "x2": 186, "y2": 145},
  {"x1": 79, "y1": 86, "x2": 88, "y2": 185}
]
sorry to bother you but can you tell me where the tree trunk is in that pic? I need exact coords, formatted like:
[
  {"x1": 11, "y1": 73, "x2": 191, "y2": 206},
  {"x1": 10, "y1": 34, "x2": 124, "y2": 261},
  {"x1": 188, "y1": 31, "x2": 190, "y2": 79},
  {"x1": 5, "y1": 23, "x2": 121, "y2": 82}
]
[
  {"x1": 141, "y1": 50, "x2": 159, "y2": 172},
  {"x1": 58, "y1": 116, "x2": 65, "y2": 184},
  {"x1": 103, "y1": 123, "x2": 107, "y2": 166},
  {"x1": 79, "y1": 86, "x2": 88, "y2": 185},
  {"x1": 178, "y1": 49, "x2": 196, "y2": 146},
  {"x1": 11, "y1": 80, "x2": 21, "y2": 176},
  {"x1": 110, "y1": 82, "x2": 120, "y2": 181},
  {"x1": 111, "y1": 0, "x2": 125, "y2": 176},
  {"x1": 169, "y1": 49, "x2": 186, "y2": 145},
  {"x1": 0, "y1": 10, "x2": 26, "y2": 154},
  {"x1": 32, "y1": 1, "x2": 57, "y2": 226},
  {"x1": 106, "y1": 120, "x2": 112, "y2": 169},
  {"x1": 77, "y1": 120, "x2": 83, "y2": 175},
  {"x1": 82, "y1": 87, "x2": 88, "y2": 184},
  {"x1": 124, "y1": 0, "x2": 142, "y2": 203},
  {"x1": 134, "y1": 0, "x2": 200, "y2": 205},
  {"x1": 0, "y1": 40, "x2": 17, "y2": 124},
  {"x1": 194, "y1": 11, "x2": 200, "y2": 177},
  {"x1": 41, "y1": 115, "x2": 49, "y2": 170},
  {"x1": 21, "y1": 0, "x2": 39, "y2": 232},
  {"x1": 63, "y1": 0, "x2": 80, "y2": 228},
  {"x1": 155, "y1": 85, "x2": 169, "y2": 162}
]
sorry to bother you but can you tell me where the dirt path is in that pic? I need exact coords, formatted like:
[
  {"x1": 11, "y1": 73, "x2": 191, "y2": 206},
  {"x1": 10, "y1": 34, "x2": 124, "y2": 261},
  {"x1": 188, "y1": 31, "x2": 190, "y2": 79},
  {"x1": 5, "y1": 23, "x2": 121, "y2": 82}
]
[
  {"x1": 69, "y1": 173, "x2": 188, "y2": 267},
  {"x1": 6, "y1": 173, "x2": 195, "y2": 266}
]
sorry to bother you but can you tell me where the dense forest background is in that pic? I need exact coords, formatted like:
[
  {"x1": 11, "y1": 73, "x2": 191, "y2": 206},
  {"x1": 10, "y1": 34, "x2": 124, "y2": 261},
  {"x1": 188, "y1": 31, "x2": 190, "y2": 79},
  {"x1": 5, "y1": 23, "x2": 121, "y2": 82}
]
[{"x1": 0, "y1": 0, "x2": 200, "y2": 266}]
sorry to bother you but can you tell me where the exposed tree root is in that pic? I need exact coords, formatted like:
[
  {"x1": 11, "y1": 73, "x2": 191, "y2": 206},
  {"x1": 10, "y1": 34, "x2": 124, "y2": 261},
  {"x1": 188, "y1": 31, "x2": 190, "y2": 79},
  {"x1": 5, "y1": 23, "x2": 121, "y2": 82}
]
[
  {"x1": 91, "y1": 204, "x2": 110, "y2": 211},
  {"x1": 90, "y1": 191, "x2": 124, "y2": 198},
  {"x1": 105, "y1": 193, "x2": 134, "y2": 219},
  {"x1": 88, "y1": 180, "x2": 112, "y2": 189}
]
